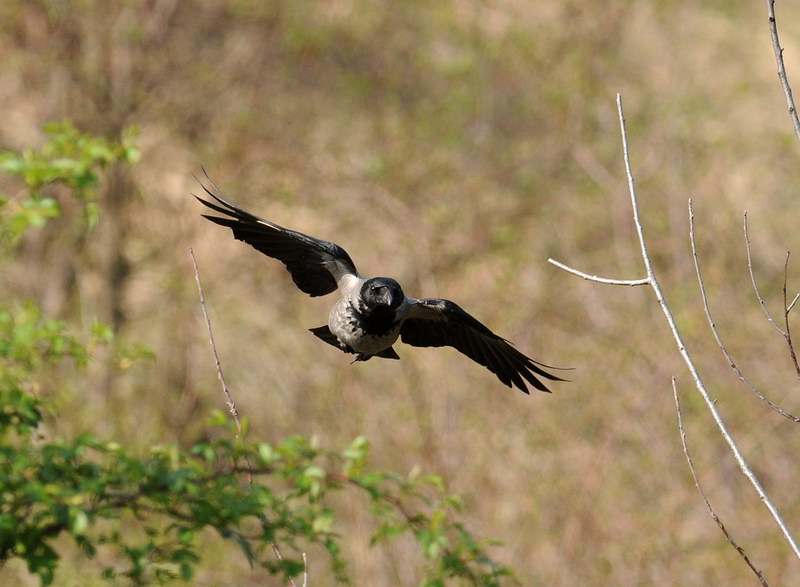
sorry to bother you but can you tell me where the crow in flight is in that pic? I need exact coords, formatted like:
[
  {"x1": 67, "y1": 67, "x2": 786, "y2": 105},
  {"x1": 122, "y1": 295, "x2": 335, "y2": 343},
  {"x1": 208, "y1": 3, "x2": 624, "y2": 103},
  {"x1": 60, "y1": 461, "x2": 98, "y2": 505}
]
[{"x1": 194, "y1": 173, "x2": 564, "y2": 394}]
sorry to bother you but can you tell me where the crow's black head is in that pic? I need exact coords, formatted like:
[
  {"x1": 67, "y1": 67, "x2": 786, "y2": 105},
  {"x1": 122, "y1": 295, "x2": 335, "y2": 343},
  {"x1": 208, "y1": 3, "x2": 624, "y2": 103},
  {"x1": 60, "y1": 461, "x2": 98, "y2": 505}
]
[{"x1": 361, "y1": 277, "x2": 404, "y2": 310}]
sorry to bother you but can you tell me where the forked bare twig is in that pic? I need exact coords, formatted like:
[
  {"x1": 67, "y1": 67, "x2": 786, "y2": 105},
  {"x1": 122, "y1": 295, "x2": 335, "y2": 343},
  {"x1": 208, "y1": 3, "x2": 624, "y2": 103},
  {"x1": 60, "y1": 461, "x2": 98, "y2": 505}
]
[
  {"x1": 743, "y1": 215, "x2": 800, "y2": 379},
  {"x1": 766, "y1": 0, "x2": 800, "y2": 143},
  {"x1": 743, "y1": 213, "x2": 786, "y2": 336},
  {"x1": 549, "y1": 94, "x2": 800, "y2": 561},
  {"x1": 189, "y1": 247, "x2": 295, "y2": 585},
  {"x1": 688, "y1": 201, "x2": 800, "y2": 422},
  {"x1": 671, "y1": 378, "x2": 769, "y2": 587},
  {"x1": 781, "y1": 253, "x2": 800, "y2": 379}
]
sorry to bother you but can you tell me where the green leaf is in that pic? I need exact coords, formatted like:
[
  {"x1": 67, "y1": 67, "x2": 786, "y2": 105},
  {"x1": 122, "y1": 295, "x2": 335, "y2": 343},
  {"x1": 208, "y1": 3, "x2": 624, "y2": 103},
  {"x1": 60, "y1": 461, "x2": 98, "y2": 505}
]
[
  {"x1": 312, "y1": 512, "x2": 335, "y2": 533},
  {"x1": 257, "y1": 443, "x2": 276, "y2": 463},
  {"x1": 343, "y1": 435, "x2": 370, "y2": 460},
  {"x1": 69, "y1": 509, "x2": 88, "y2": 535},
  {"x1": 304, "y1": 465, "x2": 326, "y2": 479}
]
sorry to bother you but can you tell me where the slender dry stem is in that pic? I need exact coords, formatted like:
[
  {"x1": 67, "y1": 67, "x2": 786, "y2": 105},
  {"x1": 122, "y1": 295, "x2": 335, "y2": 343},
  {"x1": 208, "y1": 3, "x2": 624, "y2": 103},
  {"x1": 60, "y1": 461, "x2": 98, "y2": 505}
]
[
  {"x1": 671, "y1": 378, "x2": 769, "y2": 587},
  {"x1": 189, "y1": 247, "x2": 247, "y2": 443},
  {"x1": 788, "y1": 291, "x2": 800, "y2": 314},
  {"x1": 546, "y1": 258, "x2": 649, "y2": 286},
  {"x1": 743, "y1": 214, "x2": 800, "y2": 379},
  {"x1": 189, "y1": 247, "x2": 295, "y2": 584},
  {"x1": 781, "y1": 253, "x2": 800, "y2": 379},
  {"x1": 688, "y1": 201, "x2": 800, "y2": 422},
  {"x1": 744, "y1": 213, "x2": 786, "y2": 336},
  {"x1": 766, "y1": 0, "x2": 800, "y2": 143}
]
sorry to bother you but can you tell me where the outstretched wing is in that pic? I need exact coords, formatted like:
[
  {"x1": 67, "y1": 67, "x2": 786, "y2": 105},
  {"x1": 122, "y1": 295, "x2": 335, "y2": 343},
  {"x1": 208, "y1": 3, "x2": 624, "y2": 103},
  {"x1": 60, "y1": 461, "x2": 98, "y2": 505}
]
[
  {"x1": 194, "y1": 171, "x2": 359, "y2": 297},
  {"x1": 400, "y1": 298, "x2": 565, "y2": 394}
]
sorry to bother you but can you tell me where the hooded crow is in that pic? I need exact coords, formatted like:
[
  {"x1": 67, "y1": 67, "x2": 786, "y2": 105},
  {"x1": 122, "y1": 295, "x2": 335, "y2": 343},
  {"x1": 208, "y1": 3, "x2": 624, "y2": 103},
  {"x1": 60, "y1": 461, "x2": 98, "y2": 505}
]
[{"x1": 194, "y1": 173, "x2": 564, "y2": 394}]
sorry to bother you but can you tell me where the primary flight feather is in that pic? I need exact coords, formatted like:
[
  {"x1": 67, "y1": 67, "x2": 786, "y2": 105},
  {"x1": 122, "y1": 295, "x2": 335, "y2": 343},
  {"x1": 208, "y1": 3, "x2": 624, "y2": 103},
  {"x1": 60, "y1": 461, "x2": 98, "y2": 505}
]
[{"x1": 194, "y1": 172, "x2": 564, "y2": 394}]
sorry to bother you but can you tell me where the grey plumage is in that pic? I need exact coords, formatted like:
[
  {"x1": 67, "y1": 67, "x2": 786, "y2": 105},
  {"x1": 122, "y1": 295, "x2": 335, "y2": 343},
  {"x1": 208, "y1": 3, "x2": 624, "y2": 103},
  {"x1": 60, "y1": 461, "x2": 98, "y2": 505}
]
[{"x1": 194, "y1": 172, "x2": 565, "y2": 394}]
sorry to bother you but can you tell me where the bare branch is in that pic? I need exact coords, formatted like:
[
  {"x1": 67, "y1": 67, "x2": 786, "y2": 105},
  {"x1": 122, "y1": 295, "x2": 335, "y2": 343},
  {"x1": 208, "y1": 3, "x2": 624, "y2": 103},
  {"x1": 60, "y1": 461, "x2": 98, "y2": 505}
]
[
  {"x1": 617, "y1": 93, "x2": 800, "y2": 560},
  {"x1": 672, "y1": 378, "x2": 769, "y2": 587},
  {"x1": 744, "y1": 213, "x2": 786, "y2": 336},
  {"x1": 618, "y1": 98, "x2": 654, "y2": 282},
  {"x1": 189, "y1": 247, "x2": 295, "y2": 585},
  {"x1": 189, "y1": 248, "x2": 246, "y2": 441},
  {"x1": 552, "y1": 94, "x2": 800, "y2": 560},
  {"x1": 546, "y1": 258, "x2": 649, "y2": 286},
  {"x1": 766, "y1": 0, "x2": 800, "y2": 143},
  {"x1": 781, "y1": 253, "x2": 800, "y2": 379},
  {"x1": 688, "y1": 201, "x2": 800, "y2": 422}
]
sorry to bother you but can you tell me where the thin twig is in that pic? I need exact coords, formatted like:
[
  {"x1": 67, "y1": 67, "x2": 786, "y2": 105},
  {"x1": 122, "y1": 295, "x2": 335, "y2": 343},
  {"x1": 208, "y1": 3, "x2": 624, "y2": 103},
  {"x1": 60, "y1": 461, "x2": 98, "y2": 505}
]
[
  {"x1": 189, "y1": 247, "x2": 247, "y2": 445},
  {"x1": 189, "y1": 247, "x2": 295, "y2": 585},
  {"x1": 766, "y1": 0, "x2": 800, "y2": 143},
  {"x1": 302, "y1": 552, "x2": 308, "y2": 587},
  {"x1": 788, "y1": 291, "x2": 800, "y2": 314},
  {"x1": 552, "y1": 94, "x2": 800, "y2": 560},
  {"x1": 744, "y1": 213, "x2": 786, "y2": 336},
  {"x1": 688, "y1": 201, "x2": 800, "y2": 421},
  {"x1": 546, "y1": 258, "x2": 649, "y2": 286},
  {"x1": 671, "y1": 378, "x2": 769, "y2": 587},
  {"x1": 782, "y1": 253, "x2": 800, "y2": 379},
  {"x1": 618, "y1": 100, "x2": 653, "y2": 280},
  {"x1": 743, "y1": 214, "x2": 800, "y2": 378}
]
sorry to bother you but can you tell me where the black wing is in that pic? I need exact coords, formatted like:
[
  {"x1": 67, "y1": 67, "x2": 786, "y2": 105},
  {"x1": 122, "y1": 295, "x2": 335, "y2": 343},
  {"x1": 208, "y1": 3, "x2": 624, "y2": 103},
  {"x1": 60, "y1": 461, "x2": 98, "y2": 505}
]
[
  {"x1": 194, "y1": 171, "x2": 358, "y2": 297},
  {"x1": 400, "y1": 298, "x2": 565, "y2": 394}
]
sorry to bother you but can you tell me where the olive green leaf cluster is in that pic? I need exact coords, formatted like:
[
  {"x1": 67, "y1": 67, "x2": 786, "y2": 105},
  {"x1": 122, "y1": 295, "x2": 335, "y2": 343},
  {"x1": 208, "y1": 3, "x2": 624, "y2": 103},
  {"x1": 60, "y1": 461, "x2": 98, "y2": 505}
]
[
  {"x1": 0, "y1": 121, "x2": 139, "y2": 243},
  {"x1": 0, "y1": 124, "x2": 517, "y2": 584}
]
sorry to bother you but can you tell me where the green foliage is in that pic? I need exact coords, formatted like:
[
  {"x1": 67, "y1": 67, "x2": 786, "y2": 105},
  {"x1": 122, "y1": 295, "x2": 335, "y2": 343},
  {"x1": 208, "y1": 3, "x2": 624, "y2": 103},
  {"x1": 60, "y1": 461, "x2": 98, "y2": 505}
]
[
  {"x1": 0, "y1": 302, "x2": 90, "y2": 372},
  {"x1": 0, "y1": 121, "x2": 140, "y2": 194},
  {"x1": 0, "y1": 121, "x2": 140, "y2": 243},
  {"x1": 1, "y1": 395, "x2": 517, "y2": 584},
  {"x1": 0, "y1": 123, "x2": 518, "y2": 584}
]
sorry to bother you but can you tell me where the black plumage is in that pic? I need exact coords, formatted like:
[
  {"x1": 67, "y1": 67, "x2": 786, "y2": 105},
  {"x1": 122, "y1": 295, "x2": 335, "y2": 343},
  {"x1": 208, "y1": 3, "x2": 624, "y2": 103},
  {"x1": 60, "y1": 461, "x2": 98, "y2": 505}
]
[
  {"x1": 194, "y1": 172, "x2": 565, "y2": 394},
  {"x1": 197, "y1": 188, "x2": 356, "y2": 297}
]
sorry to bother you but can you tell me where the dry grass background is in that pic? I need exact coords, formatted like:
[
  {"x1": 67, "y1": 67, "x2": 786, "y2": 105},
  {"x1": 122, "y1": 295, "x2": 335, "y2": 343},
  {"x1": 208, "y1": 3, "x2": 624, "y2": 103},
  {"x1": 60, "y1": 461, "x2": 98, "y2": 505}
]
[{"x1": 2, "y1": 1, "x2": 800, "y2": 584}]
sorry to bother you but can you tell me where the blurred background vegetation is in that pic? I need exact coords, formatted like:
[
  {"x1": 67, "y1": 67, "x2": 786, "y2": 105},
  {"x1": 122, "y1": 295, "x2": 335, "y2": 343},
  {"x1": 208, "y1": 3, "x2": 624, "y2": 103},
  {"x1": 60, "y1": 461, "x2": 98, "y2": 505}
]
[{"x1": 2, "y1": 0, "x2": 800, "y2": 584}]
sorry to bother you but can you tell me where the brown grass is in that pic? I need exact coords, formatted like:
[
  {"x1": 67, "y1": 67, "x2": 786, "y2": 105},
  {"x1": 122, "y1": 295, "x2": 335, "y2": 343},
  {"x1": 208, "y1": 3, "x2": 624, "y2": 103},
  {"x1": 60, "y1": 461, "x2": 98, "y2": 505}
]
[{"x1": 2, "y1": 0, "x2": 800, "y2": 583}]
